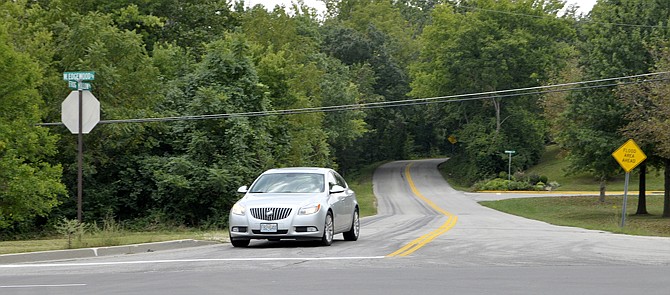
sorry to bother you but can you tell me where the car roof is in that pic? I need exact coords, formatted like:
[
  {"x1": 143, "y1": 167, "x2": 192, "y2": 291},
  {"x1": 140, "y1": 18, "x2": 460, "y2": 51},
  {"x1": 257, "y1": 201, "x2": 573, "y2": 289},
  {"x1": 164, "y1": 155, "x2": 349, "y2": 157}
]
[{"x1": 262, "y1": 167, "x2": 333, "y2": 175}]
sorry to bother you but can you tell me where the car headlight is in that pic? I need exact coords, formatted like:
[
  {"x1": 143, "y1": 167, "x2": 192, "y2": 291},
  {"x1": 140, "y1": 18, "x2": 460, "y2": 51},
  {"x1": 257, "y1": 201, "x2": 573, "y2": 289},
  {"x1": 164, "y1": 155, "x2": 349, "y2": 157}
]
[
  {"x1": 231, "y1": 203, "x2": 246, "y2": 216},
  {"x1": 298, "y1": 203, "x2": 321, "y2": 215}
]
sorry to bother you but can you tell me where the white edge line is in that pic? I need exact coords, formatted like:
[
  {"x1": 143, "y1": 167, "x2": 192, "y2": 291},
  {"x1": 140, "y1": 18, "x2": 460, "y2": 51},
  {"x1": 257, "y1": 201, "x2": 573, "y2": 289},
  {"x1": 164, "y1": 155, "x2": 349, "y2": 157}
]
[
  {"x1": 0, "y1": 256, "x2": 386, "y2": 268},
  {"x1": 1, "y1": 284, "x2": 87, "y2": 288}
]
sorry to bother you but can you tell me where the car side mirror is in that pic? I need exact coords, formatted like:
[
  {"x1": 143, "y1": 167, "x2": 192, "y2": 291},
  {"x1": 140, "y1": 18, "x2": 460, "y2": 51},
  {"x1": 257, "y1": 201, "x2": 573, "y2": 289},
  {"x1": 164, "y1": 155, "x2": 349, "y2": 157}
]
[
  {"x1": 329, "y1": 185, "x2": 345, "y2": 194},
  {"x1": 237, "y1": 186, "x2": 248, "y2": 194}
]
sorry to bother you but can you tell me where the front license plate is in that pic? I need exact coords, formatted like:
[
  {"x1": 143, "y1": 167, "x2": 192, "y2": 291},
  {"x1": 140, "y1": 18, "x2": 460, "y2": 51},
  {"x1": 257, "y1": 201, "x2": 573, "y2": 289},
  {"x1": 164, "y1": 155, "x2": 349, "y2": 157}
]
[{"x1": 260, "y1": 223, "x2": 278, "y2": 233}]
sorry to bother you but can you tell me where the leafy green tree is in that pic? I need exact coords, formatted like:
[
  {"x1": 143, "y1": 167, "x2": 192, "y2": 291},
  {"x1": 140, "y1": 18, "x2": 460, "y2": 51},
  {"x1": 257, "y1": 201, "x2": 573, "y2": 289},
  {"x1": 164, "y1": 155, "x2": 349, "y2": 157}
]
[
  {"x1": 0, "y1": 22, "x2": 66, "y2": 229},
  {"x1": 616, "y1": 48, "x2": 670, "y2": 217},
  {"x1": 323, "y1": 0, "x2": 418, "y2": 165},
  {"x1": 241, "y1": 5, "x2": 333, "y2": 167},
  {"x1": 140, "y1": 34, "x2": 275, "y2": 226},
  {"x1": 560, "y1": 0, "x2": 670, "y2": 199},
  {"x1": 411, "y1": 0, "x2": 574, "y2": 182},
  {"x1": 39, "y1": 0, "x2": 236, "y2": 54},
  {"x1": 242, "y1": 5, "x2": 366, "y2": 171}
]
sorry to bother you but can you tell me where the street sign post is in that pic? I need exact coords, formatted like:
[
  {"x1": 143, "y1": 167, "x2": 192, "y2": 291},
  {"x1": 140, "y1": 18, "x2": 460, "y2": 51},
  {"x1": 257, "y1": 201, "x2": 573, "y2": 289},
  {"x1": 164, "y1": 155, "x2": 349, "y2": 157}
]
[
  {"x1": 611, "y1": 139, "x2": 647, "y2": 228},
  {"x1": 62, "y1": 71, "x2": 96, "y2": 223}
]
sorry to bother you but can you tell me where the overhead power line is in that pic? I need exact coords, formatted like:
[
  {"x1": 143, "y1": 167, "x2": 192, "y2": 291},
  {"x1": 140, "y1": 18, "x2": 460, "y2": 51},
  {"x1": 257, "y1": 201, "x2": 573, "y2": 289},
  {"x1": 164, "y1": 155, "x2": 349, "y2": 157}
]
[{"x1": 38, "y1": 72, "x2": 670, "y2": 127}]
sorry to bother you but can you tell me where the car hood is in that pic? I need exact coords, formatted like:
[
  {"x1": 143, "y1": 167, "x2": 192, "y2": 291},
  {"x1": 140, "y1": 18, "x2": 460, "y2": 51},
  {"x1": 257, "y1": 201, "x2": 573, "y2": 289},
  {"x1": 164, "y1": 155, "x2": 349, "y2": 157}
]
[{"x1": 239, "y1": 193, "x2": 323, "y2": 208}]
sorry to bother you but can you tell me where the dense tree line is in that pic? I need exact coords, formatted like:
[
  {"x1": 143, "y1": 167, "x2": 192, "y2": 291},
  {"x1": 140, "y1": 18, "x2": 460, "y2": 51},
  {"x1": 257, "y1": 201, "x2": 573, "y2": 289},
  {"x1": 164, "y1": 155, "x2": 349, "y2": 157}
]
[{"x1": 2, "y1": 0, "x2": 670, "y2": 237}]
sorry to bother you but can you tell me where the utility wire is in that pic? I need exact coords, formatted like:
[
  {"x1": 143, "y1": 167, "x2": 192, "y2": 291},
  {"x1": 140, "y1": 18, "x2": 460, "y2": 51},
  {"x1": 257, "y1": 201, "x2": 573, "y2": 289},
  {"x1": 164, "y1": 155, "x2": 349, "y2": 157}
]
[{"x1": 38, "y1": 71, "x2": 670, "y2": 127}]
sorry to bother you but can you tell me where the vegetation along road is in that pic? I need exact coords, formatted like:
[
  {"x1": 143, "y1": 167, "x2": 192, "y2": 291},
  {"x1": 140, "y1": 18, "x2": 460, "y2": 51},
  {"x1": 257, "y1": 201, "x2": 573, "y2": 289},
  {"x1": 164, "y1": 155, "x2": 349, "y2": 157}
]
[
  {"x1": 4, "y1": 0, "x2": 670, "y2": 293},
  {"x1": 3, "y1": 159, "x2": 670, "y2": 294}
]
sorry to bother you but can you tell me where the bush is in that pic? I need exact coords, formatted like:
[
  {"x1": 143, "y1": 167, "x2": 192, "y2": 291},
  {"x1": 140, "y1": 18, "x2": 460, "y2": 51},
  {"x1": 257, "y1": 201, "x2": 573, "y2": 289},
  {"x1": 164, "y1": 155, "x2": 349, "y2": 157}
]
[
  {"x1": 473, "y1": 179, "x2": 561, "y2": 192},
  {"x1": 473, "y1": 178, "x2": 534, "y2": 191},
  {"x1": 508, "y1": 180, "x2": 533, "y2": 190},
  {"x1": 54, "y1": 218, "x2": 88, "y2": 249},
  {"x1": 498, "y1": 171, "x2": 508, "y2": 179},
  {"x1": 547, "y1": 181, "x2": 561, "y2": 191}
]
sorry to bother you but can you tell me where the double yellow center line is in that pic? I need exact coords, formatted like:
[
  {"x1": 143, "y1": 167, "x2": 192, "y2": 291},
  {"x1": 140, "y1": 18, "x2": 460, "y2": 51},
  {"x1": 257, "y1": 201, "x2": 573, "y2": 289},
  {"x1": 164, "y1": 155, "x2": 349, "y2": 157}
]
[{"x1": 386, "y1": 163, "x2": 458, "y2": 257}]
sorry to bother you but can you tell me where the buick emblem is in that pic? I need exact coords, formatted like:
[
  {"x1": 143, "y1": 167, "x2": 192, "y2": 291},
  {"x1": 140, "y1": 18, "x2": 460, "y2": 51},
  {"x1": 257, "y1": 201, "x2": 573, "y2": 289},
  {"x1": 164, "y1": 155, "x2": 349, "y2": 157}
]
[{"x1": 266, "y1": 210, "x2": 273, "y2": 217}]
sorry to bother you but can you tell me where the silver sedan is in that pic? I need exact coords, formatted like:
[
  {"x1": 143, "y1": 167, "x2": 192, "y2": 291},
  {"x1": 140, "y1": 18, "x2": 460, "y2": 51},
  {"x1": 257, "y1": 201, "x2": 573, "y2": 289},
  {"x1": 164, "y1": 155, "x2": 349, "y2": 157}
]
[{"x1": 228, "y1": 167, "x2": 359, "y2": 247}]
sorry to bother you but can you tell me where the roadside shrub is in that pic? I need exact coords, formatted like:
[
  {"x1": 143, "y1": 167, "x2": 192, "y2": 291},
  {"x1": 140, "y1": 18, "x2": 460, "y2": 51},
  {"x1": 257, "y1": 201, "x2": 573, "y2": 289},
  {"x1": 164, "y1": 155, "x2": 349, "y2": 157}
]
[
  {"x1": 498, "y1": 171, "x2": 508, "y2": 179},
  {"x1": 473, "y1": 178, "x2": 534, "y2": 191},
  {"x1": 509, "y1": 180, "x2": 533, "y2": 190},
  {"x1": 547, "y1": 181, "x2": 561, "y2": 191},
  {"x1": 54, "y1": 218, "x2": 88, "y2": 249},
  {"x1": 513, "y1": 171, "x2": 525, "y2": 182}
]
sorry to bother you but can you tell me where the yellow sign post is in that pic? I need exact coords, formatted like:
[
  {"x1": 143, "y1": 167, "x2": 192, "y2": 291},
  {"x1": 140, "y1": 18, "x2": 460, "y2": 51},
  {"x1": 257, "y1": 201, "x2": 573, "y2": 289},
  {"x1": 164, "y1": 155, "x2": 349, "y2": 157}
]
[{"x1": 611, "y1": 139, "x2": 647, "y2": 228}]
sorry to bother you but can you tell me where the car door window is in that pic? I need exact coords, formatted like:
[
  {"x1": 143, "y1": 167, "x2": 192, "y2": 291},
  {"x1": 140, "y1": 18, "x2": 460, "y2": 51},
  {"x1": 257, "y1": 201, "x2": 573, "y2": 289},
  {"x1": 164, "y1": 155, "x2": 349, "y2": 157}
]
[
  {"x1": 323, "y1": 172, "x2": 332, "y2": 190},
  {"x1": 333, "y1": 172, "x2": 347, "y2": 188}
]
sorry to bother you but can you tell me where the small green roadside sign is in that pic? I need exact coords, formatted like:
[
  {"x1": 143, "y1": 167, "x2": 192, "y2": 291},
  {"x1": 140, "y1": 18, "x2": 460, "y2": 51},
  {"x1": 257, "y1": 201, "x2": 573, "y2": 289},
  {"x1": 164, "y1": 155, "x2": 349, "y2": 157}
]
[
  {"x1": 63, "y1": 71, "x2": 95, "y2": 81},
  {"x1": 67, "y1": 80, "x2": 92, "y2": 90}
]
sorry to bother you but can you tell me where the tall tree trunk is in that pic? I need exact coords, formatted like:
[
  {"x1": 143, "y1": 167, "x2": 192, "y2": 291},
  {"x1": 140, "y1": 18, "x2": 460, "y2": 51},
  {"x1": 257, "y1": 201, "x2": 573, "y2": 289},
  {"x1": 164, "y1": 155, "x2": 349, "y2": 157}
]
[
  {"x1": 599, "y1": 176, "x2": 606, "y2": 203},
  {"x1": 636, "y1": 161, "x2": 648, "y2": 215},
  {"x1": 664, "y1": 159, "x2": 670, "y2": 217},
  {"x1": 492, "y1": 97, "x2": 501, "y2": 133}
]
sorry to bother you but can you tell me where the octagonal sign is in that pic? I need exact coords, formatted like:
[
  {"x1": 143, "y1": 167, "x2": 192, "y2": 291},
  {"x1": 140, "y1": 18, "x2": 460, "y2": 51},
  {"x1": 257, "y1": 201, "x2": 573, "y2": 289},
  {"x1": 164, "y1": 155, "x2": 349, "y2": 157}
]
[{"x1": 61, "y1": 90, "x2": 100, "y2": 134}]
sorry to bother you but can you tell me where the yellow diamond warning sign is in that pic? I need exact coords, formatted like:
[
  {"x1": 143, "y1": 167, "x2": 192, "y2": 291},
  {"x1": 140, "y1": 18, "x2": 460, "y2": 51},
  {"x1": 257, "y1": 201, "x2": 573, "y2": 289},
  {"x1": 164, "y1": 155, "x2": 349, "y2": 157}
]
[{"x1": 612, "y1": 139, "x2": 647, "y2": 172}]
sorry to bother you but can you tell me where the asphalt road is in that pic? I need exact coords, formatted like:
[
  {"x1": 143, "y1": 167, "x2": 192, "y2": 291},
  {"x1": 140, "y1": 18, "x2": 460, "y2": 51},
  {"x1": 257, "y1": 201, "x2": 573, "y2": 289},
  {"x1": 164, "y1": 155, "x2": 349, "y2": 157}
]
[{"x1": 2, "y1": 159, "x2": 670, "y2": 294}]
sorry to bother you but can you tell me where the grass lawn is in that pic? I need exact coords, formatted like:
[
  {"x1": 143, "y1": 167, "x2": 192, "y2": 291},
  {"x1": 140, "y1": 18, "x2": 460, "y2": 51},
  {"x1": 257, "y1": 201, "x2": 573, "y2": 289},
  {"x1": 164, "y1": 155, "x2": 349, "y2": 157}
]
[
  {"x1": 481, "y1": 195, "x2": 670, "y2": 237},
  {"x1": 479, "y1": 145, "x2": 670, "y2": 237},
  {"x1": 0, "y1": 230, "x2": 228, "y2": 255},
  {"x1": 347, "y1": 162, "x2": 381, "y2": 218},
  {"x1": 527, "y1": 145, "x2": 665, "y2": 192}
]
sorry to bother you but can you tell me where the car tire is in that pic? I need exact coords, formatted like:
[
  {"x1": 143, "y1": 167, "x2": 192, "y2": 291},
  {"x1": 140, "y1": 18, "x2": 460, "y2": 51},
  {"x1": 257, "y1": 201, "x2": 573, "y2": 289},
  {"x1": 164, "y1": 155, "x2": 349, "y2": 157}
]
[
  {"x1": 320, "y1": 212, "x2": 334, "y2": 246},
  {"x1": 230, "y1": 232, "x2": 250, "y2": 247},
  {"x1": 343, "y1": 209, "x2": 359, "y2": 241},
  {"x1": 231, "y1": 238, "x2": 250, "y2": 247}
]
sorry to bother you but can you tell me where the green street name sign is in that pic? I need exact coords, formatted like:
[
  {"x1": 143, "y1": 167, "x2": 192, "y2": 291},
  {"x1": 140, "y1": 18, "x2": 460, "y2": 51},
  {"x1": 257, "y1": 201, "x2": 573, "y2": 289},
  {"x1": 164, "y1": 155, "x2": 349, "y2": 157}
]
[
  {"x1": 63, "y1": 71, "x2": 95, "y2": 81},
  {"x1": 67, "y1": 80, "x2": 92, "y2": 90}
]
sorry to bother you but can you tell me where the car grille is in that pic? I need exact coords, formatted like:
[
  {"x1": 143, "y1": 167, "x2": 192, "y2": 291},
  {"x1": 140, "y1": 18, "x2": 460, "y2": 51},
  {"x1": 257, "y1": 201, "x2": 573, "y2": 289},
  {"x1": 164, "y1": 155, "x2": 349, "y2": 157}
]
[{"x1": 250, "y1": 207, "x2": 292, "y2": 221}]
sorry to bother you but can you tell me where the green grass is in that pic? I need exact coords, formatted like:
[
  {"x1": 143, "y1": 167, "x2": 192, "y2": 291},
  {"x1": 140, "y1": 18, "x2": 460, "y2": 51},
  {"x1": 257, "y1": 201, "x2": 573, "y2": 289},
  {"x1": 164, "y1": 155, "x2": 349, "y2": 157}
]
[
  {"x1": 347, "y1": 162, "x2": 382, "y2": 217},
  {"x1": 478, "y1": 145, "x2": 670, "y2": 237},
  {"x1": 527, "y1": 145, "x2": 665, "y2": 191},
  {"x1": 437, "y1": 161, "x2": 471, "y2": 191},
  {"x1": 480, "y1": 195, "x2": 670, "y2": 237},
  {"x1": 0, "y1": 230, "x2": 228, "y2": 255}
]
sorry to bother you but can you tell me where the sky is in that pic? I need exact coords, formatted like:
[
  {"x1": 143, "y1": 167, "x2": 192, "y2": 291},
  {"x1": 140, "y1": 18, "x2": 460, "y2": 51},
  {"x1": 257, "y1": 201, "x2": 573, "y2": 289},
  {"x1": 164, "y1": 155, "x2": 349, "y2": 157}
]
[{"x1": 244, "y1": 0, "x2": 598, "y2": 16}]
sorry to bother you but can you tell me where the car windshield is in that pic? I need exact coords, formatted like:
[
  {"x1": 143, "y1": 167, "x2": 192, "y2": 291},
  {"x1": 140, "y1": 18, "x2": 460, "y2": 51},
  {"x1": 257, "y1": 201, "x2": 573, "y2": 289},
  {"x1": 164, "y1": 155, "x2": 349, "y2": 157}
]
[{"x1": 249, "y1": 173, "x2": 325, "y2": 193}]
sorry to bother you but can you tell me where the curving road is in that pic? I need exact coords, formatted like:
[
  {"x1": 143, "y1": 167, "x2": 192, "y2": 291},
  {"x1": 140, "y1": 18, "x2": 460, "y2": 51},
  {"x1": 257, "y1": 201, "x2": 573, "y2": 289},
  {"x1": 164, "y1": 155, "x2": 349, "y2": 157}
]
[{"x1": 2, "y1": 159, "x2": 670, "y2": 294}]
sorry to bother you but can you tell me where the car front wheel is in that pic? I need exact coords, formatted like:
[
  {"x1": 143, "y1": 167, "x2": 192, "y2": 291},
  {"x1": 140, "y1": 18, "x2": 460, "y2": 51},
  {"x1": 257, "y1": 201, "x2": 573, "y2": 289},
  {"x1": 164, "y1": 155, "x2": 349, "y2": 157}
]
[
  {"x1": 343, "y1": 209, "x2": 359, "y2": 241},
  {"x1": 230, "y1": 232, "x2": 250, "y2": 247},
  {"x1": 320, "y1": 212, "x2": 334, "y2": 246}
]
